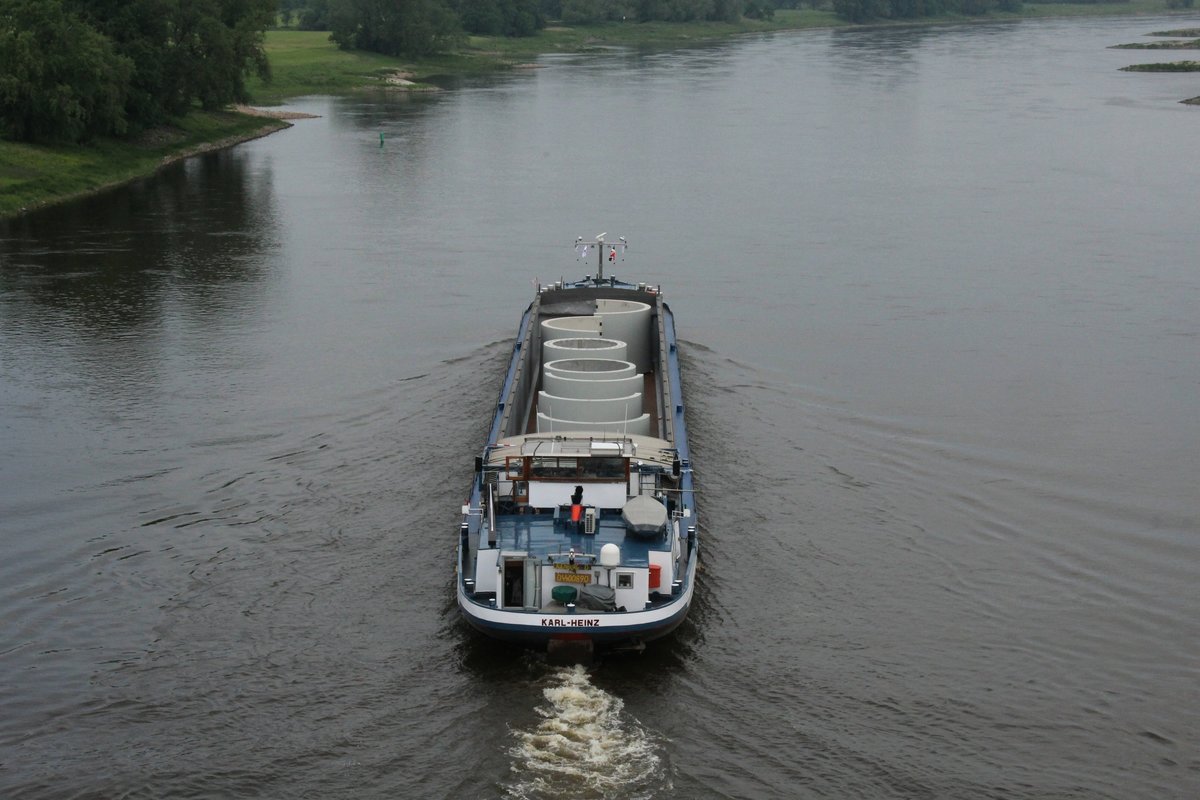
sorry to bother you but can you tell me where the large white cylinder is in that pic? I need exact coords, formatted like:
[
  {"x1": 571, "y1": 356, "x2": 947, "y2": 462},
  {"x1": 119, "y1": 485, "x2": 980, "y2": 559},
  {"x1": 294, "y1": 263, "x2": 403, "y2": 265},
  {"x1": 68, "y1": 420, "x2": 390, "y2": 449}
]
[
  {"x1": 542, "y1": 337, "x2": 627, "y2": 366},
  {"x1": 543, "y1": 371, "x2": 643, "y2": 400},
  {"x1": 538, "y1": 391, "x2": 643, "y2": 422},
  {"x1": 543, "y1": 358, "x2": 637, "y2": 381},
  {"x1": 595, "y1": 299, "x2": 652, "y2": 372},
  {"x1": 540, "y1": 335, "x2": 624, "y2": 367},
  {"x1": 536, "y1": 413, "x2": 652, "y2": 437},
  {"x1": 541, "y1": 316, "x2": 602, "y2": 342}
]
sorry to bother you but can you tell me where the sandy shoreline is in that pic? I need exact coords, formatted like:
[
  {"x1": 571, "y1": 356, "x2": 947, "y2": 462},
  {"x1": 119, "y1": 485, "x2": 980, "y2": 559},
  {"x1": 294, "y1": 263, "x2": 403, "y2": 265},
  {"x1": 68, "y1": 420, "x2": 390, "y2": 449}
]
[{"x1": 231, "y1": 105, "x2": 322, "y2": 120}]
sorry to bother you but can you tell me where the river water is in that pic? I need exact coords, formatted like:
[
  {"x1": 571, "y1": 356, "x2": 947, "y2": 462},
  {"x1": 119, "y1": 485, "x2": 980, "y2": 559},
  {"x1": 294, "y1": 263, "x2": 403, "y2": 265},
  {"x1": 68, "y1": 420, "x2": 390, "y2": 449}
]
[{"x1": 2, "y1": 14, "x2": 1198, "y2": 799}]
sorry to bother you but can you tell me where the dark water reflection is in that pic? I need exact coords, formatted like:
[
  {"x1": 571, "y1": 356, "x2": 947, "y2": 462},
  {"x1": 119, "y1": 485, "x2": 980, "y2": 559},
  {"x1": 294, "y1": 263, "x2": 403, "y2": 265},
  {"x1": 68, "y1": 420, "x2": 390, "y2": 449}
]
[
  {"x1": 1, "y1": 150, "x2": 277, "y2": 331},
  {"x1": 2, "y1": 14, "x2": 1199, "y2": 800}
]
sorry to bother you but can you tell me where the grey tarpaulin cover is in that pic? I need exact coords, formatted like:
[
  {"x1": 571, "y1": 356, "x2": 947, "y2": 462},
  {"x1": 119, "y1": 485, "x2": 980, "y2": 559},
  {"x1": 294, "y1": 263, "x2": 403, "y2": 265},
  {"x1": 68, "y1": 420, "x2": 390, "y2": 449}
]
[
  {"x1": 621, "y1": 494, "x2": 668, "y2": 536},
  {"x1": 577, "y1": 585, "x2": 617, "y2": 611}
]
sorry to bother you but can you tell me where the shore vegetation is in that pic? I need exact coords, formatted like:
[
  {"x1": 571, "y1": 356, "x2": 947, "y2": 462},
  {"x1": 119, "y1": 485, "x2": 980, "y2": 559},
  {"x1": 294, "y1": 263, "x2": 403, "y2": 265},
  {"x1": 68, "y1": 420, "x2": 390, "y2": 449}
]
[
  {"x1": 2, "y1": 0, "x2": 1195, "y2": 219},
  {"x1": 1112, "y1": 38, "x2": 1200, "y2": 47},
  {"x1": 0, "y1": 112, "x2": 286, "y2": 218},
  {"x1": 0, "y1": 0, "x2": 276, "y2": 144},
  {"x1": 1121, "y1": 59, "x2": 1200, "y2": 69}
]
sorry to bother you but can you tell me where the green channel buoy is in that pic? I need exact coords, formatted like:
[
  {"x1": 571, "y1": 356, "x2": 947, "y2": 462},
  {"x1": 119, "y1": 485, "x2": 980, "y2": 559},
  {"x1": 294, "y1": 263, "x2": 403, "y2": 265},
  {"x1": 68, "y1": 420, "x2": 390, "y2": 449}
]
[{"x1": 380, "y1": 132, "x2": 385, "y2": 147}]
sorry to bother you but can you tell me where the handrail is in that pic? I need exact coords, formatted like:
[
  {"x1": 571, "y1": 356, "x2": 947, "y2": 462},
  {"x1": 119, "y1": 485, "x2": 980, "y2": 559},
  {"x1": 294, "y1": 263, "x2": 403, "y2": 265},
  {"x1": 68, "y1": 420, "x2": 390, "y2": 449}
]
[{"x1": 487, "y1": 481, "x2": 496, "y2": 541}]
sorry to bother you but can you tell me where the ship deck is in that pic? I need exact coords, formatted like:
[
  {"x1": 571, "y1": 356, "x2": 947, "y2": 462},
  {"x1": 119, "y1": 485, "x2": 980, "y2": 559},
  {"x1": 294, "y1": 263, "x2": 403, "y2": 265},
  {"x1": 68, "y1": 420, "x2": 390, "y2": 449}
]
[{"x1": 490, "y1": 510, "x2": 672, "y2": 563}]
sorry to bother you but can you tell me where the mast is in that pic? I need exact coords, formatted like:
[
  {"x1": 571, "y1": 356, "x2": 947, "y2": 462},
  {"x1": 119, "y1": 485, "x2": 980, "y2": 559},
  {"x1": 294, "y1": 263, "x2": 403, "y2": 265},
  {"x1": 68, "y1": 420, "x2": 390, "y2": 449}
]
[{"x1": 575, "y1": 233, "x2": 628, "y2": 282}]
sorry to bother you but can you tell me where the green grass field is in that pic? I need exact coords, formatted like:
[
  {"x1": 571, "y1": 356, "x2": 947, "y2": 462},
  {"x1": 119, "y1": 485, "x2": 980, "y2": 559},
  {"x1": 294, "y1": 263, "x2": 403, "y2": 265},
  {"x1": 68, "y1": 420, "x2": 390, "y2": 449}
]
[{"x1": 245, "y1": 32, "x2": 422, "y2": 103}]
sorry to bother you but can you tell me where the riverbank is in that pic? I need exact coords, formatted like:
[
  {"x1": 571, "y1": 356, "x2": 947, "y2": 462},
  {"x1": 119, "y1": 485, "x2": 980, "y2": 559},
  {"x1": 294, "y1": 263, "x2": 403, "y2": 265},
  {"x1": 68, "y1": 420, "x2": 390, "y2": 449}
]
[
  {"x1": 2, "y1": 2, "x2": 1194, "y2": 220},
  {"x1": 0, "y1": 112, "x2": 290, "y2": 220}
]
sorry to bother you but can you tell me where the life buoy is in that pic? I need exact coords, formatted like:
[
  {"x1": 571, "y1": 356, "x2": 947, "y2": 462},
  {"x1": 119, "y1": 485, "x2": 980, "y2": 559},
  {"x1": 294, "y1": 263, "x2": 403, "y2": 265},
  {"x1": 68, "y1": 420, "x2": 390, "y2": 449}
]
[{"x1": 571, "y1": 504, "x2": 582, "y2": 522}]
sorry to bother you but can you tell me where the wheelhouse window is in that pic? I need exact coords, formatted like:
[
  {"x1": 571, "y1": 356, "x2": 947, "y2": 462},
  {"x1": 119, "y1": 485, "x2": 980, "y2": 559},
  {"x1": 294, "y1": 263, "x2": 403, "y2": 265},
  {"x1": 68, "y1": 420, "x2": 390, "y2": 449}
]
[
  {"x1": 512, "y1": 455, "x2": 629, "y2": 482},
  {"x1": 587, "y1": 457, "x2": 625, "y2": 478},
  {"x1": 532, "y1": 457, "x2": 577, "y2": 478}
]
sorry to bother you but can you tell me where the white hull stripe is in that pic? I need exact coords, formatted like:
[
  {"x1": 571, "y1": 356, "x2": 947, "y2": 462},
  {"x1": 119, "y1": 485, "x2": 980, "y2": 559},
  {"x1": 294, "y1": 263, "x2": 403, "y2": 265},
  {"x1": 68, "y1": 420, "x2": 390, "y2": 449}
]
[{"x1": 458, "y1": 581, "x2": 694, "y2": 635}]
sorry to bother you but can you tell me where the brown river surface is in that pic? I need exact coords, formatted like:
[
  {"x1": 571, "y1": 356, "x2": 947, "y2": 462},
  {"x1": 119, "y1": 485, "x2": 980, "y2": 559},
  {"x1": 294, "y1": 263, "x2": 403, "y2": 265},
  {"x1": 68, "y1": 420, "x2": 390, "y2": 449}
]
[{"x1": 1, "y1": 15, "x2": 1198, "y2": 799}]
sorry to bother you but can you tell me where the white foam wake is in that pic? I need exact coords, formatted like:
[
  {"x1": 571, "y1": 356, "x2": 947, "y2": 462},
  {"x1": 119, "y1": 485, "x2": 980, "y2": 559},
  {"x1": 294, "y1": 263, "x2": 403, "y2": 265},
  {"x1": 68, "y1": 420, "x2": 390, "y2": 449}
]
[{"x1": 505, "y1": 665, "x2": 666, "y2": 799}]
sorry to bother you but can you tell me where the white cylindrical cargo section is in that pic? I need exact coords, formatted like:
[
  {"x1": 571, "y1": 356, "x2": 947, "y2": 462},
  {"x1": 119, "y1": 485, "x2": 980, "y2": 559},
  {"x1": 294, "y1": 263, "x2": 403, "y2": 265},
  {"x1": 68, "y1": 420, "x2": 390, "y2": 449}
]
[
  {"x1": 536, "y1": 413, "x2": 652, "y2": 437},
  {"x1": 542, "y1": 337, "x2": 627, "y2": 366},
  {"x1": 538, "y1": 391, "x2": 644, "y2": 422},
  {"x1": 543, "y1": 358, "x2": 637, "y2": 381},
  {"x1": 543, "y1": 371, "x2": 643, "y2": 400},
  {"x1": 536, "y1": 305, "x2": 651, "y2": 437},
  {"x1": 541, "y1": 316, "x2": 602, "y2": 342},
  {"x1": 595, "y1": 299, "x2": 652, "y2": 372}
]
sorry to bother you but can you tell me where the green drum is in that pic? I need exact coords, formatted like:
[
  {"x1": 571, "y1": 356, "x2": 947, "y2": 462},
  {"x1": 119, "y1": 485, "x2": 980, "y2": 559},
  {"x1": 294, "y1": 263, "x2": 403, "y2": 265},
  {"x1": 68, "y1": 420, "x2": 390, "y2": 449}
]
[{"x1": 551, "y1": 585, "x2": 578, "y2": 604}]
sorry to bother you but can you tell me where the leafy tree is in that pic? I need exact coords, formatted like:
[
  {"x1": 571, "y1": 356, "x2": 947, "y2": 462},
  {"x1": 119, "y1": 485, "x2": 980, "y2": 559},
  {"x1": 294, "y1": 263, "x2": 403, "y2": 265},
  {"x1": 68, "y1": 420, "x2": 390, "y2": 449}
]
[
  {"x1": 830, "y1": 0, "x2": 888, "y2": 19},
  {"x1": 710, "y1": 0, "x2": 740, "y2": 20},
  {"x1": 300, "y1": 0, "x2": 333, "y2": 28},
  {"x1": 830, "y1": 0, "x2": 1019, "y2": 18},
  {"x1": 0, "y1": 0, "x2": 133, "y2": 142},
  {"x1": 454, "y1": 0, "x2": 544, "y2": 35},
  {"x1": 636, "y1": 0, "x2": 741, "y2": 21},
  {"x1": 636, "y1": 0, "x2": 711, "y2": 21},
  {"x1": 279, "y1": 0, "x2": 308, "y2": 24},
  {"x1": 66, "y1": 0, "x2": 276, "y2": 127},
  {"x1": 889, "y1": 0, "x2": 923, "y2": 16},
  {"x1": 562, "y1": 0, "x2": 631, "y2": 23},
  {"x1": 743, "y1": 0, "x2": 775, "y2": 19},
  {"x1": 329, "y1": 0, "x2": 463, "y2": 56},
  {"x1": 456, "y1": 0, "x2": 504, "y2": 31}
]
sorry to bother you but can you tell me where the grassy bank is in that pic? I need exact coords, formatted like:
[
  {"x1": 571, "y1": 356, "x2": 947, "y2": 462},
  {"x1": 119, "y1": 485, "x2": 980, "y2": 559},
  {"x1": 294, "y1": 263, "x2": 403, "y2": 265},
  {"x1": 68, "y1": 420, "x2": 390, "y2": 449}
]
[
  {"x1": 2, "y1": 1, "x2": 1191, "y2": 219},
  {"x1": 0, "y1": 111, "x2": 288, "y2": 219},
  {"x1": 1112, "y1": 38, "x2": 1200, "y2": 47},
  {"x1": 1015, "y1": 0, "x2": 1190, "y2": 16}
]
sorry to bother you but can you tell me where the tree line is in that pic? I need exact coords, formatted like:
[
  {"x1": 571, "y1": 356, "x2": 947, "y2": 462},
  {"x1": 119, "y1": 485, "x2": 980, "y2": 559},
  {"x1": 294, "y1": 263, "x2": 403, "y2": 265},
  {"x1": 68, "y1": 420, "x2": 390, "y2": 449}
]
[
  {"x1": 1, "y1": 0, "x2": 276, "y2": 144},
  {"x1": 830, "y1": 0, "x2": 1021, "y2": 22},
  {"x1": 285, "y1": 0, "x2": 752, "y2": 56},
  {"x1": 281, "y1": 0, "x2": 1036, "y2": 58}
]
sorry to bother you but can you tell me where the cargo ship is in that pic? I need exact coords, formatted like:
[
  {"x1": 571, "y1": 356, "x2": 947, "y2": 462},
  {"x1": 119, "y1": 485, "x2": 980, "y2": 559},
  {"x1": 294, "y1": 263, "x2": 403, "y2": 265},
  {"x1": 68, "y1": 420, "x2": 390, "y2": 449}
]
[{"x1": 455, "y1": 235, "x2": 698, "y2": 662}]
